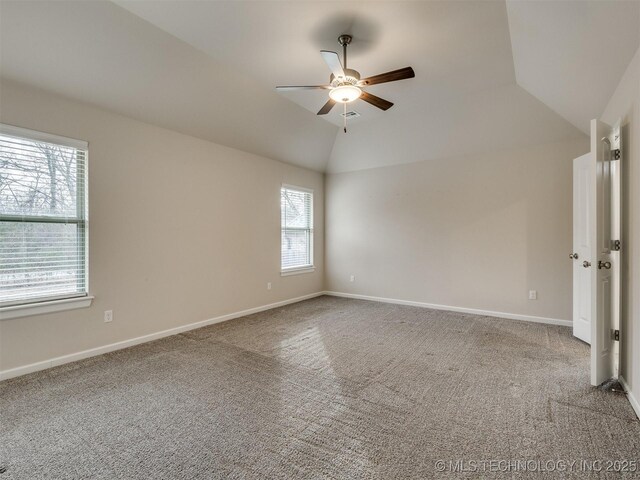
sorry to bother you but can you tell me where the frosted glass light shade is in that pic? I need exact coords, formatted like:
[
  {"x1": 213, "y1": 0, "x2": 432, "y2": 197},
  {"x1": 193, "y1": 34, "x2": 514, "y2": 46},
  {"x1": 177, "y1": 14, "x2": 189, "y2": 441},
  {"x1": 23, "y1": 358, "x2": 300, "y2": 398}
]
[{"x1": 329, "y1": 85, "x2": 362, "y2": 103}]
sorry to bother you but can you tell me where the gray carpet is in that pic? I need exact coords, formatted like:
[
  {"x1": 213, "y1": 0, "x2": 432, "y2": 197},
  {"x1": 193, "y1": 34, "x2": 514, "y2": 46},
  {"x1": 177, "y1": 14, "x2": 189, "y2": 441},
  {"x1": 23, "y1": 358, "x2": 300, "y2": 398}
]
[{"x1": 1, "y1": 296, "x2": 639, "y2": 479}]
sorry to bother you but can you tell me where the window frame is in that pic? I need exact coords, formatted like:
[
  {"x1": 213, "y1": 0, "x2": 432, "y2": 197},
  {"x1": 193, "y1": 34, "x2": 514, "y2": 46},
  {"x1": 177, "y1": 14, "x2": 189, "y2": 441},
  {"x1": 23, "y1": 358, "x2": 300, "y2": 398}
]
[
  {"x1": 280, "y1": 184, "x2": 314, "y2": 276},
  {"x1": 0, "y1": 124, "x2": 92, "y2": 318}
]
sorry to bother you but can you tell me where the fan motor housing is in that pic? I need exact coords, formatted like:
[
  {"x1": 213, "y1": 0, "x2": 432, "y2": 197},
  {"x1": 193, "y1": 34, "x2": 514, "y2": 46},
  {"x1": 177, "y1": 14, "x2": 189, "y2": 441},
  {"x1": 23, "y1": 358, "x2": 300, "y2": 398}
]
[{"x1": 330, "y1": 68, "x2": 361, "y2": 88}]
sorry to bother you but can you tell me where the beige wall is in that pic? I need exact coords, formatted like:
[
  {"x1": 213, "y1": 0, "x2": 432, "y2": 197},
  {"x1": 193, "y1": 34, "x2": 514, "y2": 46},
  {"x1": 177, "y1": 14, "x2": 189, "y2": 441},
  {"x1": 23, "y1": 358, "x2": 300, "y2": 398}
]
[
  {"x1": 2, "y1": 57, "x2": 635, "y2": 395},
  {"x1": 325, "y1": 138, "x2": 589, "y2": 321},
  {"x1": 601, "y1": 46, "x2": 640, "y2": 408},
  {"x1": 0, "y1": 80, "x2": 324, "y2": 372}
]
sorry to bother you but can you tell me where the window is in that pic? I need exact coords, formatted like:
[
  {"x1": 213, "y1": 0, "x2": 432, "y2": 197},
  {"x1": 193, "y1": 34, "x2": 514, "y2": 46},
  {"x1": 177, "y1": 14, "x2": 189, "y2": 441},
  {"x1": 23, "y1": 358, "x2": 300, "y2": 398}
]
[
  {"x1": 281, "y1": 185, "x2": 314, "y2": 274},
  {"x1": 0, "y1": 124, "x2": 88, "y2": 308}
]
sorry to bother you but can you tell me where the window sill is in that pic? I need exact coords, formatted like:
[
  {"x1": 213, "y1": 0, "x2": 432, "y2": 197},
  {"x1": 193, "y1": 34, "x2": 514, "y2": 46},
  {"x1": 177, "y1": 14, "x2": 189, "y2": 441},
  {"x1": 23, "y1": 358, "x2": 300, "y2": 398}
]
[
  {"x1": 281, "y1": 266, "x2": 315, "y2": 277},
  {"x1": 0, "y1": 295, "x2": 94, "y2": 320}
]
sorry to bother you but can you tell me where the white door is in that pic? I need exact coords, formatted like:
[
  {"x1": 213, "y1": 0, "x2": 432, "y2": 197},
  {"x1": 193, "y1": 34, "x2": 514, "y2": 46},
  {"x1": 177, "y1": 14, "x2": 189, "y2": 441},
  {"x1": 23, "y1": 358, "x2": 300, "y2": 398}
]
[
  {"x1": 572, "y1": 153, "x2": 592, "y2": 344},
  {"x1": 589, "y1": 118, "x2": 620, "y2": 386}
]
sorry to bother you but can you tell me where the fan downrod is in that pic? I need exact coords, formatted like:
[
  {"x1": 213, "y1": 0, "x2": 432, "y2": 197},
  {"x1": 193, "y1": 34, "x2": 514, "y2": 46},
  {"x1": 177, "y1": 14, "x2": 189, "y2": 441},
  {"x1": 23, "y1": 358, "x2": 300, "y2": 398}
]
[{"x1": 338, "y1": 34, "x2": 352, "y2": 68}]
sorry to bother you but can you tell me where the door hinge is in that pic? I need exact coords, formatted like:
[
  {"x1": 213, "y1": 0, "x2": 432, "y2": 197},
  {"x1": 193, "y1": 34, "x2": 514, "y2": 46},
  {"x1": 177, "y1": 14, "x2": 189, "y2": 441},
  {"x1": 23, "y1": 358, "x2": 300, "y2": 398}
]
[
  {"x1": 612, "y1": 239, "x2": 621, "y2": 251},
  {"x1": 613, "y1": 329, "x2": 620, "y2": 341},
  {"x1": 612, "y1": 148, "x2": 621, "y2": 160}
]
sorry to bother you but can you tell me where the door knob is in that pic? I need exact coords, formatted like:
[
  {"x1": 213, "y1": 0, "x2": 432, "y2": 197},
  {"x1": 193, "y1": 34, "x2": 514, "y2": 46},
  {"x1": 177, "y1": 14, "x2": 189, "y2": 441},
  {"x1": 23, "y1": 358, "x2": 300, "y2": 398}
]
[
  {"x1": 569, "y1": 253, "x2": 579, "y2": 259},
  {"x1": 598, "y1": 260, "x2": 612, "y2": 270},
  {"x1": 583, "y1": 261, "x2": 591, "y2": 268}
]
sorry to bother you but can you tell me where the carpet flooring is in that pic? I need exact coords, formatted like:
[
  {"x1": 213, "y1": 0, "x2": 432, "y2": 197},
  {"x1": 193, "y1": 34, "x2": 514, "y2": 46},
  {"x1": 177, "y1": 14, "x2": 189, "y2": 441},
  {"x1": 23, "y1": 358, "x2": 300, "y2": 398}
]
[{"x1": 1, "y1": 296, "x2": 639, "y2": 479}]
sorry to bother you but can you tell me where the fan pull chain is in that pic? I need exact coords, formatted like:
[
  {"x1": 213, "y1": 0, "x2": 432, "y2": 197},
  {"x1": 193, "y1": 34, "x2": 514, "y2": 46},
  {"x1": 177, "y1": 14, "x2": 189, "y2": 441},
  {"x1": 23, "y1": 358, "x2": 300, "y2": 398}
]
[{"x1": 344, "y1": 103, "x2": 347, "y2": 133}]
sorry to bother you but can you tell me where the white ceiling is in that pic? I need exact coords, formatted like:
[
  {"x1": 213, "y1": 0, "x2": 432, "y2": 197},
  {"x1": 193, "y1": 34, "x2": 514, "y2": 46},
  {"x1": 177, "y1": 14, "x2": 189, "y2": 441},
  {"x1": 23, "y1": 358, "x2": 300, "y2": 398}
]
[
  {"x1": 114, "y1": 0, "x2": 517, "y2": 128},
  {"x1": 0, "y1": 0, "x2": 337, "y2": 172},
  {"x1": 507, "y1": 0, "x2": 640, "y2": 134},
  {"x1": 1, "y1": 1, "x2": 638, "y2": 173},
  {"x1": 328, "y1": 83, "x2": 583, "y2": 173}
]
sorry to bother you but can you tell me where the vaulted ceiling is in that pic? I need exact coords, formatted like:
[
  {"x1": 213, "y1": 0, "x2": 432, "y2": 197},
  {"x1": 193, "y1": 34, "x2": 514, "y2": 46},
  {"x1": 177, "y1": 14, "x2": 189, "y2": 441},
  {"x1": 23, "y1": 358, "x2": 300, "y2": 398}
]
[
  {"x1": 507, "y1": 0, "x2": 640, "y2": 135},
  {"x1": 1, "y1": 1, "x2": 638, "y2": 173}
]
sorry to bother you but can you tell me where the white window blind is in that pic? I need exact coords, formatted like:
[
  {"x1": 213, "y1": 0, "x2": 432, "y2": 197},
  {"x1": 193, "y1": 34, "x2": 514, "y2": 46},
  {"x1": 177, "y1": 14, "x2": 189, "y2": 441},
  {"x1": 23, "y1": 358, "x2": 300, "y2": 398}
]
[
  {"x1": 0, "y1": 125, "x2": 88, "y2": 307},
  {"x1": 281, "y1": 186, "x2": 313, "y2": 271}
]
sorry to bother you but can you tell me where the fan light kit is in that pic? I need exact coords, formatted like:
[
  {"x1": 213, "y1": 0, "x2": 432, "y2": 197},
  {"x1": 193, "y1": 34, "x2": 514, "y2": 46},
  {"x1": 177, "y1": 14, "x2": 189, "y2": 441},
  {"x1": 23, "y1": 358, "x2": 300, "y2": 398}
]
[
  {"x1": 276, "y1": 34, "x2": 415, "y2": 133},
  {"x1": 329, "y1": 85, "x2": 362, "y2": 103}
]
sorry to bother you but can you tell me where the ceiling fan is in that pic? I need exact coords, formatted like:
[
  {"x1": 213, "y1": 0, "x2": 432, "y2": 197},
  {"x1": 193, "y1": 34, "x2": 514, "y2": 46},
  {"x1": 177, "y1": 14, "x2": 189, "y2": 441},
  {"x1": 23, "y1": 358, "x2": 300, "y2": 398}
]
[{"x1": 276, "y1": 34, "x2": 415, "y2": 132}]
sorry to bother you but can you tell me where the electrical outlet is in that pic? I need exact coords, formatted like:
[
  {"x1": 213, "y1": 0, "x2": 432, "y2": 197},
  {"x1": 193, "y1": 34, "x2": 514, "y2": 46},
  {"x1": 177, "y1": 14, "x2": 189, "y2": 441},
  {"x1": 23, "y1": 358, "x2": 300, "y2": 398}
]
[
  {"x1": 350, "y1": 275, "x2": 355, "y2": 283},
  {"x1": 267, "y1": 282, "x2": 272, "y2": 290},
  {"x1": 528, "y1": 290, "x2": 537, "y2": 300},
  {"x1": 104, "y1": 310, "x2": 113, "y2": 323}
]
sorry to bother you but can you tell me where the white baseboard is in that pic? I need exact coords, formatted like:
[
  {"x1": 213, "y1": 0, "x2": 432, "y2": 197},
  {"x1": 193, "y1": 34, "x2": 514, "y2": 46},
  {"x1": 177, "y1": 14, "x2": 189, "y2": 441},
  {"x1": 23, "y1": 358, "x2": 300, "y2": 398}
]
[
  {"x1": 618, "y1": 375, "x2": 640, "y2": 420},
  {"x1": 324, "y1": 291, "x2": 572, "y2": 327},
  {"x1": 0, "y1": 290, "x2": 574, "y2": 382},
  {"x1": 0, "y1": 292, "x2": 324, "y2": 382}
]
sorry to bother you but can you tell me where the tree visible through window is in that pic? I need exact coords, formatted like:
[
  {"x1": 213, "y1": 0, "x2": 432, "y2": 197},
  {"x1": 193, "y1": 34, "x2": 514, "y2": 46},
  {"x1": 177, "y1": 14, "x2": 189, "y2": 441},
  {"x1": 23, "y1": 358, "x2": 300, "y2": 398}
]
[
  {"x1": 0, "y1": 125, "x2": 88, "y2": 306},
  {"x1": 281, "y1": 186, "x2": 313, "y2": 271}
]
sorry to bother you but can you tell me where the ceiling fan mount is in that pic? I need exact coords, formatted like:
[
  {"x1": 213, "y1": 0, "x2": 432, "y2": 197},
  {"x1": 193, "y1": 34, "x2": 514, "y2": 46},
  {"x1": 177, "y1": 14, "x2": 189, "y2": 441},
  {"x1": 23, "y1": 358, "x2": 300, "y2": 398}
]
[
  {"x1": 276, "y1": 34, "x2": 415, "y2": 128},
  {"x1": 337, "y1": 34, "x2": 352, "y2": 47}
]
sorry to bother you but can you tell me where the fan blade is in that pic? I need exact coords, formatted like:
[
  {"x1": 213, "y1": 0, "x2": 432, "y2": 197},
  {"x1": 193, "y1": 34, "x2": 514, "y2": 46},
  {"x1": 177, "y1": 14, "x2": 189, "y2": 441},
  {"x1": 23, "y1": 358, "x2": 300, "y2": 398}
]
[
  {"x1": 276, "y1": 85, "x2": 330, "y2": 91},
  {"x1": 317, "y1": 99, "x2": 336, "y2": 115},
  {"x1": 320, "y1": 50, "x2": 346, "y2": 79},
  {"x1": 360, "y1": 91, "x2": 393, "y2": 111},
  {"x1": 359, "y1": 67, "x2": 415, "y2": 86}
]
